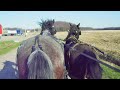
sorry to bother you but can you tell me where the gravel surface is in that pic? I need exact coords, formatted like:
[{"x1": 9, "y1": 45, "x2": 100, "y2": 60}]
[{"x1": 0, "y1": 32, "x2": 39, "y2": 79}]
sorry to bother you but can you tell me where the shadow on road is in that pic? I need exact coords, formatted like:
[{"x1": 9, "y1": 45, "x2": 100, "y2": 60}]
[{"x1": 0, "y1": 61, "x2": 18, "y2": 79}]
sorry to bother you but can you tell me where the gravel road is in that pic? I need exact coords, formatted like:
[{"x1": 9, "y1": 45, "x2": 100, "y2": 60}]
[{"x1": 0, "y1": 32, "x2": 39, "y2": 79}]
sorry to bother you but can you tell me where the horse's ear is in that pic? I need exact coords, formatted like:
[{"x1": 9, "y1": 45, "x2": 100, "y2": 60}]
[
  {"x1": 77, "y1": 23, "x2": 80, "y2": 27},
  {"x1": 53, "y1": 19, "x2": 55, "y2": 23}
]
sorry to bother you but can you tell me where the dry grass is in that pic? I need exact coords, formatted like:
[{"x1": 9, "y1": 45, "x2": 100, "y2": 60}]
[
  {"x1": 80, "y1": 30, "x2": 120, "y2": 58},
  {"x1": 0, "y1": 40, "x2": 21, "y2": 55},
  {"x1": 55, "y1": 30, "x2": 120, "y2": 79},
  {"x1": 55, "y1": 30, "x2": 120, "y2": 59}
]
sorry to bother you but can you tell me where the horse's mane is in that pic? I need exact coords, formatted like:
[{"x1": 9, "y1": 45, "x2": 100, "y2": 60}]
[{"x1": 39, "y1": 19, "x2": 54, "y2": 27}]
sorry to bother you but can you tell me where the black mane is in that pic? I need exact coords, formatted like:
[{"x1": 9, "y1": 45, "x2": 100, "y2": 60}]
[{"x1": 39, "y1": 19, "x2": 54, "y2": 28}]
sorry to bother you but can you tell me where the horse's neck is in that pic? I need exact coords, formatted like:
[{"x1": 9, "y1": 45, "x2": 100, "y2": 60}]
[
  {"x1": 67, "y1": 41, "x2": 76, "y2": 48},
  {"x1": 42, "y1": 30, "x2": 51, "y2": 36}
]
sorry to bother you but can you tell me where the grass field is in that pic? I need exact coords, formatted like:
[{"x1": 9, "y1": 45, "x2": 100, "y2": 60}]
[
  {"x1": 55, "y1": 30, "x2": 120, "y2": 79},
  {"x1": 0, "y1": 32, "x2": 39, "y2": 55},
  {"x1": 0, "y1": 40, "x2": 21, "y2": 55}
]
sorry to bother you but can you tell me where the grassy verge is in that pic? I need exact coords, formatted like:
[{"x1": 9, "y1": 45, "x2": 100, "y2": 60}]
[
  {"x1": 0, "y1": 40, "x2": 21, "y2": 55},
  {"x1": 102, "y1": 64, "x2": 120, "y2": 79}
]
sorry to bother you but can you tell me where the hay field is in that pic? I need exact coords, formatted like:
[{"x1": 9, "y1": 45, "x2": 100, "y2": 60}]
[{"x1": 55, "y1": 30, "x2": 120, "y2": 60}]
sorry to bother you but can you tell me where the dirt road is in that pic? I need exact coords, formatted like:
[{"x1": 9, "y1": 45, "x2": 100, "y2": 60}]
[
  {"x1": 0, "y1": 32, "x2": 39, "y2": 79},
  {"x1": 0, "y1": 48, "x2": 18, "y2": 79}
]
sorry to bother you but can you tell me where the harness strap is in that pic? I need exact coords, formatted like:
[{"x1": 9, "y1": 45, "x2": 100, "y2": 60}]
[
  {"x1": 64, "y1": 41, "x2": 77, "y2": 73},
  {"x1": 31, "y1": 35, "x2": 43, "y2": 53},
  {"x1": 71, "y1": 43, "x2": 79, "y2": 49}
]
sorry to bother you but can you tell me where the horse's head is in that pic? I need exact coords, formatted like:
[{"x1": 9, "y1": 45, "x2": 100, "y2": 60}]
[
  {"x1": 65, "y1": 23, "x2": 81, "y2": 44},
  {"x1": 39, "y1": 19, "x2": 56, "y2": 36}
]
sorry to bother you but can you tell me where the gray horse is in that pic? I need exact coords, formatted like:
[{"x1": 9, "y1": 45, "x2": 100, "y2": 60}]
[{"x1": 16, "y1": 19, "x2": 65, "y2": 79}]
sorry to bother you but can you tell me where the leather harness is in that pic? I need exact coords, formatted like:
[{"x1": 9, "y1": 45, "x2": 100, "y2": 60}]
[{"x1": 31, "y1": 35, "x2": 43, "y2": 53}]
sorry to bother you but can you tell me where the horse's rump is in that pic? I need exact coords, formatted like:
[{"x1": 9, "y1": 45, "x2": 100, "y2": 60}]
[{"x1": 17, "y1": 35, "x2": 64, "y2": 79}]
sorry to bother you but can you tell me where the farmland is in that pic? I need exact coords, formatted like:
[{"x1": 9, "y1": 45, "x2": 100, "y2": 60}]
[{"x1": 55, "y1": 30, "x2": 120, "y2": 64}]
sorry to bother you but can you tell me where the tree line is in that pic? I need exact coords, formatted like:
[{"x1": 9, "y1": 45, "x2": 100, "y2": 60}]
[{"x1": 3, "y1": 21, "x2": 120, "y2": 32}]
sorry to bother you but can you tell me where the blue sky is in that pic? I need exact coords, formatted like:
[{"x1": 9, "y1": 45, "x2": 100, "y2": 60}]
[{"x1": 0, "y1": 11, "x2": 120, "y2": 29}]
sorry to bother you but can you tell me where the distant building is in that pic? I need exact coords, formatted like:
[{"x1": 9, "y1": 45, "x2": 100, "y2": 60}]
[
  {"x1": 2, "y1": 29, "x2": 23, "y2": 36},
  {"x1": 7, "y1": 30, "x2": 17, "y2": 36}
]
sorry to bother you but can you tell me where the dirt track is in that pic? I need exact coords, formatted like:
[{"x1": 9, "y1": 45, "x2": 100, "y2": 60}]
[
  {"x1": 0, "y1": 48, "x2": 18, "y2": 79},
  {"x1": 0, "y1": 32, "x2": 39, "y2": 79}
]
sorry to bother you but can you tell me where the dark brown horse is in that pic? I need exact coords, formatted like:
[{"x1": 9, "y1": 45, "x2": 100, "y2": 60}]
[
  {"x1": 64, "y1": 23, "x2": 102, "y2": 79},
  {"x1": 16, "y1": 19, "x2": 65, "y2": 79}
]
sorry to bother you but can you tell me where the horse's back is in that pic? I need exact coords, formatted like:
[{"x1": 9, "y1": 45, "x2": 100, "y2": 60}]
[
  {"x1": 38, "y1": 35, "x2": 65, "y2": 79},
  {"x1": 39, "y1": 35, "x2": 64, "y2": 63},
  {"x1": 17, "y1": 35, "x2": 64, "y2": 79},
  {"x1": 70, "y1": 43, "x2": 94, "y2": 62}
]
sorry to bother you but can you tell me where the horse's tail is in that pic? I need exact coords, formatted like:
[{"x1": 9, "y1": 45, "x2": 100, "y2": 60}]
[{"x1": 27, "y1": 49, "x2": 55, "y2": 79}]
